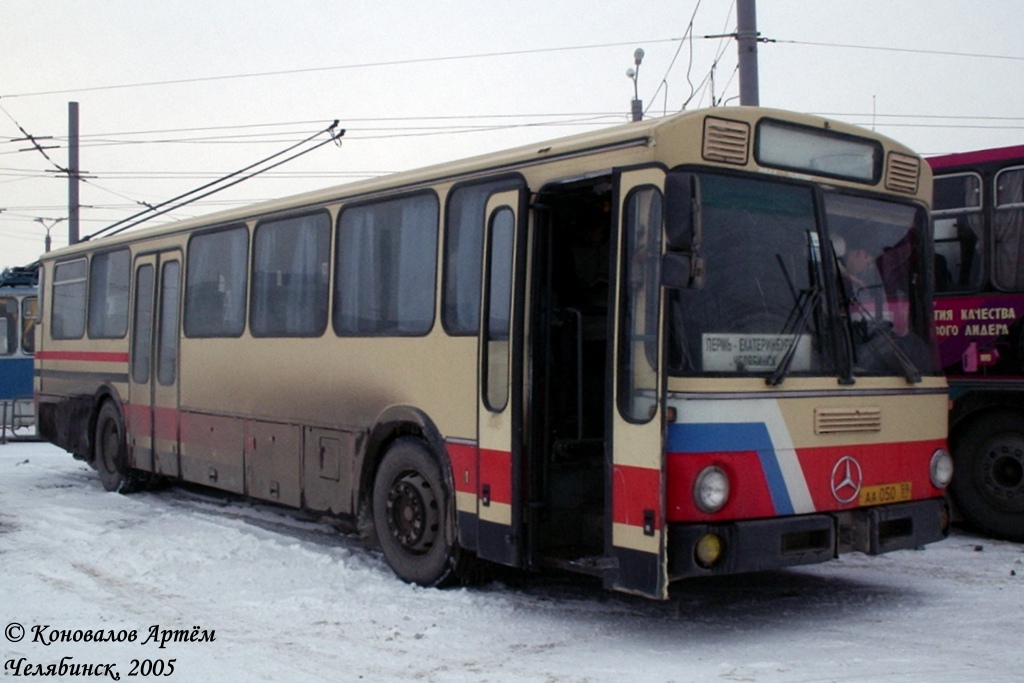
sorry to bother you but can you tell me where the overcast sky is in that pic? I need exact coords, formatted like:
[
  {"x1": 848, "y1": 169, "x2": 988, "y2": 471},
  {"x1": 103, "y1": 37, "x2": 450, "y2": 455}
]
[{"x1": 2, "y1": 0, "x2": 1022, "y2": 267}]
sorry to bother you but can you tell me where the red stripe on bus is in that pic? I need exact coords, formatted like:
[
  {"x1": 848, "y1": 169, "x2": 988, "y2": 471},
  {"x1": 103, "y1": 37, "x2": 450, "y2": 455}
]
[
  {"x1": 446, "y1": 440, "x2": 478, "y2": 495},
  {"x1": 123, "y1": 403, "x2": 182, "y2": 442},
  {"x1": 611, "y1": 464, "x2": 662, "y2": 530},
  {"x1": 35, "y1": 350, "x2": 129, "y2": 363},
  {"x1": 478, "y1": 447, "x2": 512, "y2": 505},
  {"x1": 123, "y1": 402, "x2": 151, "y2": 438}
]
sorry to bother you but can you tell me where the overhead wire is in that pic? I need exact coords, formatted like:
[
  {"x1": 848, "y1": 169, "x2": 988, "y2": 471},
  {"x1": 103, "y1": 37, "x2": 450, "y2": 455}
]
[
  {"x1": 4, "y1": 19, "x2": 1024, "y2": 258},
  {"x1": 0, "y1": 39, "x2": 685, "y2": 100},
  {"x1": 644, "y1": 0, "x2": 703, "y2": 117}
]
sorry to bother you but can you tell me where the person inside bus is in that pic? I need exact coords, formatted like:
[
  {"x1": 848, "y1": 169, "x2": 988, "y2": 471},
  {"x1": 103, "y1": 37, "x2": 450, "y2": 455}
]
[
  {"x1": 844, "y1": 243, "x2": 880, "y2": 293},
  {"x1": 835, "y1": 234, "x2": 883, "y2": 321}
]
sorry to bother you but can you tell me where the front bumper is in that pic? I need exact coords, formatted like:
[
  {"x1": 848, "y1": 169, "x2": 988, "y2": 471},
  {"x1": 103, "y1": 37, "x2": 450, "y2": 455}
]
[{"x1": 667, "y1": 498, "x2": 950, "y2": 580}]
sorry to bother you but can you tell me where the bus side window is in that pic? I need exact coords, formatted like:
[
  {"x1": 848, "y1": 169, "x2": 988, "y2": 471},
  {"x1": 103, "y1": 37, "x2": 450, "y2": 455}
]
[
  {"x1": 0, "y1": 297, "x2": 12, "y2": 355},
  {"x1": 21, "y1": 296, "x2": 37, "y2": 356},
  {"x1": 933, "y1": 173, "x2": 983, "y2": 293},
  {"x1": 442, "y1": 178, "x2": 525, "y2": 335},
  {"x1": 184, "y1": 226, "x2": 249, "y2": 338},
  {"x1": 618, "y1": 186, "x2": 663, "y2": 423},
  {"x1": 88, "y1": 249, "x2": 130, "y2": 339},
  {"x1": 994, "y1": 167, "x2": 1024, "y2": 291},
  {"x1": 21, "y1": 297, "x2": 37, "y2": 355},
  {"x1": 334, "y1": 193, "x2": 438, "y2": 336},
  {"x1": 51, "y1": 258, "x2": 88, "y2": 340}
]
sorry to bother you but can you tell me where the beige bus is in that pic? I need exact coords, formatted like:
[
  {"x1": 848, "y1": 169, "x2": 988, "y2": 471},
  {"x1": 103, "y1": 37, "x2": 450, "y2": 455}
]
[{"x1": 35, "y1": 107, "x2": 953, "y2": 599}]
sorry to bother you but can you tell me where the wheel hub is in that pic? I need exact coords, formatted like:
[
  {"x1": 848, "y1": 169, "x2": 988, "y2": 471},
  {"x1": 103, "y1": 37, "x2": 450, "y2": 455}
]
[
  {"x1": 385, "y1": 471, "x2": 440, "y2": 554},
  {"x1": 982, "y1": 442, "x2": 1024, "y2": 511}
]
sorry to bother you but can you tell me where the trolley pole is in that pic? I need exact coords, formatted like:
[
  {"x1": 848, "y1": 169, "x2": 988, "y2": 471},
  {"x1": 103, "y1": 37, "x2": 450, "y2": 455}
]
[
  {"x1": 737, "y1": 0, "x2": 760, "y2": 106},
  {"x1": 68, "y1": 101, "x2": 80, "y2": 245}
]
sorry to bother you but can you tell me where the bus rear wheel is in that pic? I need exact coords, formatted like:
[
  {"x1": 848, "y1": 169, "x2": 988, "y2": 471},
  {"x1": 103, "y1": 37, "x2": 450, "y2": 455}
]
[
  {"x1": 94, "y1": 401, "x2": 148, "y2": 494},
  {"x1": 372, "y1": 437, "x2": 467, "y2": 587},
  {"x1": 952, "y1": 411, "x2": 1024, "y2": 542}
]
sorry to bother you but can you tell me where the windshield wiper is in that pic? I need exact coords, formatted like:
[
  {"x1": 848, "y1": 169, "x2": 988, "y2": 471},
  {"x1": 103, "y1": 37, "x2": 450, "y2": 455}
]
[
  {"x1": 766, "y1": 284, "x2": 821, "y2": 386},
  {"x1": 846, "y1": 298, "x2": 922, "y2": 383}
]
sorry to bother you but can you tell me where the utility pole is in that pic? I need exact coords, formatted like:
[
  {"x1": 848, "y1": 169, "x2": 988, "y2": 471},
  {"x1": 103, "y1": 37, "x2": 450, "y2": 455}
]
[
  {"x1": 68, "y1": 101, "x2": 80, "y2": 245},
  {"x1": 736, "y1": 0, "x2": 760, "y2": 106}
]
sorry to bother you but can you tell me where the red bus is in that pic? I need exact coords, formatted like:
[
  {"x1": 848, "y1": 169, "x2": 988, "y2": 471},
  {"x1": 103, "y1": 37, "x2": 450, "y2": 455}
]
[{"x1": 929, "y1": 145, "x2": 1024, "y2": 541}]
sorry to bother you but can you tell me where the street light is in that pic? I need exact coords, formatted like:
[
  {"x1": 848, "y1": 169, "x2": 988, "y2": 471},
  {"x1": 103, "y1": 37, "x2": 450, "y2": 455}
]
[
  {"x1": 35, "y1": 217, "x2": 65, "y2": 253},
  {"x1": 627, "y1": 47, "x2": 645, "y2": 122}
]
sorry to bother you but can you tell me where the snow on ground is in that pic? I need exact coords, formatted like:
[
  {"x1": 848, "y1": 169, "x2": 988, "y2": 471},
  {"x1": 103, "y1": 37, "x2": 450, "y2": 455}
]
[{"x1": 1, "y1": 439, "x2": 1022, "y2": 683}]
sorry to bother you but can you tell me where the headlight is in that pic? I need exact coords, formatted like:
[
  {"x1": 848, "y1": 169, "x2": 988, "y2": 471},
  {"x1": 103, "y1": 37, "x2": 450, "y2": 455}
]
[
  {"x1": 693, "y1": 466, "x2": 730, "y2": 513},
  {"x1": 930, "y1": 449, "x2": 954, "y2": 489}
]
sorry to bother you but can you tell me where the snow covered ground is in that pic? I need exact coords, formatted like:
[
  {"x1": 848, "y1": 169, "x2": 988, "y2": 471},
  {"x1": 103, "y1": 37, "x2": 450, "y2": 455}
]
[{"x1": 1, "y1": 439, "x2": 1021, "y2": 682}]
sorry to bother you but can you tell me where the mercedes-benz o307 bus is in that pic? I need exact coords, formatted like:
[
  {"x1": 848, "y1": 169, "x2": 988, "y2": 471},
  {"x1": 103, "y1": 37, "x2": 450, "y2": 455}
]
[
  {"x1": 929, "y1": 145, "x2": 1024, "y2": 542},
  {"x1": 35, "y1": 107, "x2": 952, "y2": 599}
]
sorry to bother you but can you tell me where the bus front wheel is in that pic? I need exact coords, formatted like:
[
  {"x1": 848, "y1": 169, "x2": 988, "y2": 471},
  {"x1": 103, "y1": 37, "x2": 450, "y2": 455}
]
[
  {"x1": 94, "y1": 401, "x2": 147, "y2": 494},
  {"x1": 952, "y1": 411, "x2": 1024, "y2": 542},
  {"x1": 372, "y1": 437, "x2": 466, "y2": 587}
]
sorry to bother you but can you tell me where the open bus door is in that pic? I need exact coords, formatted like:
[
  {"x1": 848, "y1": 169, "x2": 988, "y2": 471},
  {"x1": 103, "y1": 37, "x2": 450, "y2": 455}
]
[
  {"x1": 608, "y1": 167, "x2": 667, "y2": 598},
  {"x1": 127, "y1": 251, "x2": 182, "y2": 478},
  {"x1": 475, "y1": 189, "x2": 525, "y2": 566}
]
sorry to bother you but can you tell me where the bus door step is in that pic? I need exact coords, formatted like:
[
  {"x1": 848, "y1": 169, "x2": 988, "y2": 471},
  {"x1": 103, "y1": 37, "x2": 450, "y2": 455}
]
[{"x1": 541, "y1": 554, "x2": 618, "y2": 577}]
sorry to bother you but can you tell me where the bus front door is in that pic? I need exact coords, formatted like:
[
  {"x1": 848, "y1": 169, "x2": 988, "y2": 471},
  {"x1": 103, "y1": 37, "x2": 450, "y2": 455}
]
[
  {"x1": 475, "y1": 189, "x2": 524, "y2": 566},
  {"x1": 608, "y1": 167, "x2": 667, "y2": 598},
  {"x1": 128, "y1": 251, "x2": 182, "y2": 478}
]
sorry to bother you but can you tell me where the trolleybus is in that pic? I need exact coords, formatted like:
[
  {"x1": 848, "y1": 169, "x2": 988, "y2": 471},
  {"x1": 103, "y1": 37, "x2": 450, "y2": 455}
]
[
  {"x1": 929, "y1": 145, "x2": 1024, "y2": 541},
  {"x1": 35, "y1": 107, "x2": 952, "y2": 599},
  {"x1": 1, "y1": 266, "x2": 38, "y2": 438}
]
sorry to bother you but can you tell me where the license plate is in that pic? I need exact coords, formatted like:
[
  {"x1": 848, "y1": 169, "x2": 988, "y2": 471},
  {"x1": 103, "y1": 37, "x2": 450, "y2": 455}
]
[{"x1": 859, "y1": 482, "x2": 912, "y2": 506}]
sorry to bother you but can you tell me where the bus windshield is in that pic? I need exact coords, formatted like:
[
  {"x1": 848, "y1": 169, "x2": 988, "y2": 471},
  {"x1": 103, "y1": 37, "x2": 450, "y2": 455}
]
[{"x1": 666, "y1": 172, "x2": 938, "y2": 380}]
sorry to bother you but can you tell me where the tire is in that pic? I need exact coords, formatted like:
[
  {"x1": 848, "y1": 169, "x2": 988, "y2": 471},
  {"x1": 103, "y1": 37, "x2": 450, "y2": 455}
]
[
  {"x1": 951, "y1": 411, "x2": 1024, "y2": 542},
  {"x1": 372, "y1": 437, "x2": 470, "y2": 587},
  {"x1": 94, "y1": 401, "x2": 148, "y2": 494}
]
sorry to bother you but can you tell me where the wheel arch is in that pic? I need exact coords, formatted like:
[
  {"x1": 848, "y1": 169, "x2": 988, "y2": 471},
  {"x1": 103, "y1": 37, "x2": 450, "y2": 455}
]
[
  {"x1": 356, "y1": 405, "x2": 451, "y2": 542},
  {"x1": 88, "y1": 384, "x2": 126, "y2": 466}
]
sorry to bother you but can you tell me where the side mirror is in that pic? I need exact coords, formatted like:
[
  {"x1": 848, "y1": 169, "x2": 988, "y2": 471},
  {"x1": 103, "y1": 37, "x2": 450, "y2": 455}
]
[
  {"x1": 665, "y1": 172, "x2": 702, "y2": 251},
  {"x1": 662, "y1": 252, "x2": 705, "y2": 290}
]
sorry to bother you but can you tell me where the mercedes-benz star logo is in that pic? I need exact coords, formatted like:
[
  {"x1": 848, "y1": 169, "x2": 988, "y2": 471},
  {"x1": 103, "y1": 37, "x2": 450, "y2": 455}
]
[{"x1": 830, "y1": 456, "x2": 863, "y2": 504}]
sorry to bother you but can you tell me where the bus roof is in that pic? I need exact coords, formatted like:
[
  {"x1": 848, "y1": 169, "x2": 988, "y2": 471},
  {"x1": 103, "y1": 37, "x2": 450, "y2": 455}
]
[
  {"x1": 927, "y1": 144, "x2": 1024, "y2": 172},
  {"x1": 40, "y1": 106, "x2": 923, "y2": 261}
]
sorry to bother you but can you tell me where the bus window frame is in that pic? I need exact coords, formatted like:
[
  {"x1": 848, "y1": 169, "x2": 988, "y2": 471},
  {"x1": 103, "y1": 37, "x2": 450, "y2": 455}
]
[
  {"x1": 441, "y1": 174, "x2": 526, "y2": 337},
  {"x1": 249, "y1": 209, "x2": 332, "y2": 339},
  {"x1": 992, "y1": 165, "x2": 1024, "y2": 292},
  {"x1": 332, "y1": 189, "x2": 441, "y2": 338},
  {"x1": 0, "y1": 297, "x2": 13, "y2": 356},
  {"x1": 183, "y1": 223, "x2": 250, "y2": 339},
  {"x1": 87, "y1": 247, "x2": 131, "y2": 340},
  {"x1": 50, "y1": 257, "x2": 89, "y2": 341},
  {"x1": 617, "y1": 183, "x2": 663, "y2": 425},
  {"x1": 932, "y1": 171, "x2": 984, "y2": 295},
  {"x1": 21, "y1": 296, "x2": 37, "y2": 355}
]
